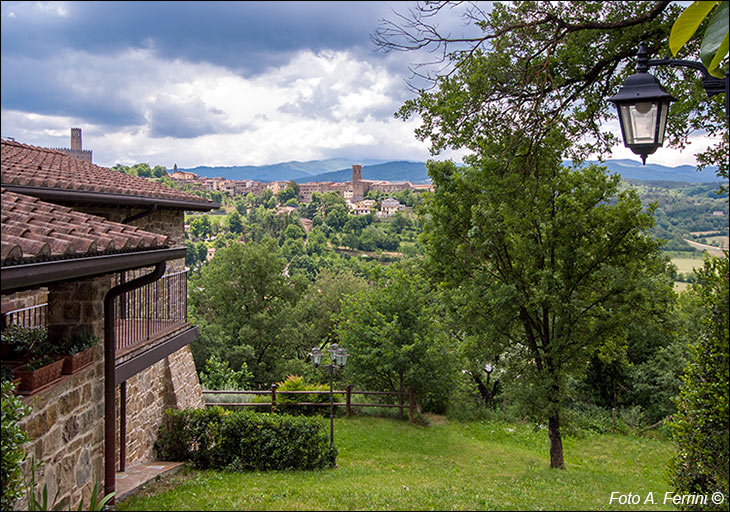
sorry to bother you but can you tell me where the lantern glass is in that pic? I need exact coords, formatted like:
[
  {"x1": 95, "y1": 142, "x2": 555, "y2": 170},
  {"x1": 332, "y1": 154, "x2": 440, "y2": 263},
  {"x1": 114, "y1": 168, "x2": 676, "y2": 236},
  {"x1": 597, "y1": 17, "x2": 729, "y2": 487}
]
[
  {"x1": 619, "y1": 100, "x2": 660, "y2": 145},
  {"x1": 334, "y1": 347, "x2": 349, "y2": 368},
  {"x1": 310, "y1": 347, "x2": 322, "y2": 367},
  {"x1": 327, "y1": 343, "x2": 339, "y2": 361}
]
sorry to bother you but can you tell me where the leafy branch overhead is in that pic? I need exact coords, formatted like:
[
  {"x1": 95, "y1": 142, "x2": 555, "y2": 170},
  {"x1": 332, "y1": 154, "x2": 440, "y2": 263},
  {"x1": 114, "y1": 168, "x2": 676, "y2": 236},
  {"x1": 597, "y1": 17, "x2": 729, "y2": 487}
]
[{"x1": 670, "y1": 1, "x2": 729, "y2": 78}]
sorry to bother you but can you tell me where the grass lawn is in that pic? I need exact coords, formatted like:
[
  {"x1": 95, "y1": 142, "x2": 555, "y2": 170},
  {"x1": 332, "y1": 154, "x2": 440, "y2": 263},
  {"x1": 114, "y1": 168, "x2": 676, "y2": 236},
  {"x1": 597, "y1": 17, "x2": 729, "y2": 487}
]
[{"x1": 116, "y1": 416, "x2": 676, "y2": 511}]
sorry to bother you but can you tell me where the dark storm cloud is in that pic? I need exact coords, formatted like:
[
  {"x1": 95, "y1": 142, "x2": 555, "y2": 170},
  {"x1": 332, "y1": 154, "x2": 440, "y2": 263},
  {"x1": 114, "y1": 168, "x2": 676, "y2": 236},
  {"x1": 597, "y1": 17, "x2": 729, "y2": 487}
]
[
  {"x1": 1, "y1": 1, "x2": 398, "y2": 75},
  {"x1": 0, "y1": 54, "x2": 145, "y2": 126}
]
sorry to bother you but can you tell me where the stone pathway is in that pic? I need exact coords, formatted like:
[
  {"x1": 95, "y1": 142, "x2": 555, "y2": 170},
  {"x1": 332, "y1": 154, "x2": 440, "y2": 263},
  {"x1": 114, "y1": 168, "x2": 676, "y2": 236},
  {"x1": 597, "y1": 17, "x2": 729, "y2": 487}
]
[{"x1": 115, "y1": 461, "x2": 185, "y2": 502}]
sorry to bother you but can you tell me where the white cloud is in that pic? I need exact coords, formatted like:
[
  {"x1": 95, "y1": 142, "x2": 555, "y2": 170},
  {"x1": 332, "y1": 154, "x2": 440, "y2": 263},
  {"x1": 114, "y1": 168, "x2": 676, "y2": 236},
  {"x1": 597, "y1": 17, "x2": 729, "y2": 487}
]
[{"x1": 1, "y1": 47, "x2": 444, "y2": 168}]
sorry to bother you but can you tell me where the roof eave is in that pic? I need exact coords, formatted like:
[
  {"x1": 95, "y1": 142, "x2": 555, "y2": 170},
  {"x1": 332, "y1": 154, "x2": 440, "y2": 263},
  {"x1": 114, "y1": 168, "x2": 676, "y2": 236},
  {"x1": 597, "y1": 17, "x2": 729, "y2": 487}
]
[
  {"x1": 1, "y1": 247, "x2": 187, "y2": 293},
  {"x1": 2, "y1": 185, "x2": 219, "y2": 211}
]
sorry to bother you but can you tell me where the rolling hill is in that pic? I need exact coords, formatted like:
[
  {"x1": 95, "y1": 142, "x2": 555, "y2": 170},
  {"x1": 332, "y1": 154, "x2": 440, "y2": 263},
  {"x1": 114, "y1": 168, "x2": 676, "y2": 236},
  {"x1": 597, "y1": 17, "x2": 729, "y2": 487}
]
[{"x1": 174, "y1": 158, "x2": 722, "y2": 184}]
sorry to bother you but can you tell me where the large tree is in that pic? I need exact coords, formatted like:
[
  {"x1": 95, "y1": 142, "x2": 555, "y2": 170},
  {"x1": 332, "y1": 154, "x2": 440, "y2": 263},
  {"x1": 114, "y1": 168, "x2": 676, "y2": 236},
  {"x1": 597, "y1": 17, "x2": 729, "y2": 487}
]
[
  {"x1": 374, "y1": 1, "x2": 727, "y2": 177},
  {"x1": 188, "y1": 238, "x2": 307, "y2": 386},
  {"x1": 420, "y1": 131, "x2": 671, "y2": 468}
]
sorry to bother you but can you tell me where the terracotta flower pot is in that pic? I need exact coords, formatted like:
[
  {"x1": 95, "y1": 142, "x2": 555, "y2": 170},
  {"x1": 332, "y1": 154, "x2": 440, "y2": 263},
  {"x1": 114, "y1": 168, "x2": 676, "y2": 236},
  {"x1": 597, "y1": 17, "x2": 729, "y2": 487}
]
[
  {"x1": 14, "y1": 358, "x2": 64, "y2": 394},
  {"x1": 61, "y1": 347, "x2": 95, "y2": 374}
]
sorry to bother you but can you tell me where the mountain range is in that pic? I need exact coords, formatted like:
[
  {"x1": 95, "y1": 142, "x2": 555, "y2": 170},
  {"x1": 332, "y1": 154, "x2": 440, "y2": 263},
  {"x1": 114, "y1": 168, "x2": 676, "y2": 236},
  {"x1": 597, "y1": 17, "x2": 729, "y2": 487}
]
[{"x1": 175, "y1": 158, "x2": 722, "y2": 184}]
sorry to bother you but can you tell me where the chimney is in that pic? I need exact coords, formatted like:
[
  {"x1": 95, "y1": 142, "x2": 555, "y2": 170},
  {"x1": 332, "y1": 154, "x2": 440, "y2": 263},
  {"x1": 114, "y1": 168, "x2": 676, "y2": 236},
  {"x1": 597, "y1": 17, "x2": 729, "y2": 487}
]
[{"x1": 71, "y1": 128, "x2": 82, "y2": 151}]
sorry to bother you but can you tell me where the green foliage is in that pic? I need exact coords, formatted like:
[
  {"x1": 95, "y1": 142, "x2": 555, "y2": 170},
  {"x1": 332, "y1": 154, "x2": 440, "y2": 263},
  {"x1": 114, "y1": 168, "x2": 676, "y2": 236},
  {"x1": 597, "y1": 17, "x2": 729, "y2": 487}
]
[
  {"x1": 22, "y1": 355, "x2": 57, "y2": 372},
  {"x1": 155, "y1": 407, "x2": 337, "y2": 471},
  {"x1": 274, "y1": 375, "x2": 341, "y2": 415},
  {"x1": 1, "y1": 325, "x2": 49, "y2": 357},
  {"x1": 1, "y1": 380, "x2": 31, "y2": 510},
  {"x1": 199, "y1": 355, "x2": 253, "y2": 391},
  {"x1": 670, "y1": 1, "x2": 729, "y2": 78},
  {"x1": 188, "y1": 238, "x2": 307, "y2": 386},
  {"x1": 336, "y1": 262, "x2": 456, "y2": 414},
  {"x1": 189, "y1": 215, "x2": 213, "y2": 240},
  {"x1": 57, "y1": 330, "x2": 99, "y2": 355},
  {"x1": 669, "y1": 255, "x2": 729, "y2": 509},
  {"x1": 420, "y1": 133, "x2": 672, "y2": 466}
]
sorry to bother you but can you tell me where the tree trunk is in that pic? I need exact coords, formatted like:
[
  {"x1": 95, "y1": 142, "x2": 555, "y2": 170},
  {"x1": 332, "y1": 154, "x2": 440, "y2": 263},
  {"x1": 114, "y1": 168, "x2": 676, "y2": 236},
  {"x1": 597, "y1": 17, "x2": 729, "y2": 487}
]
[{"x1": 548, "y1": 413, "x2": 565, "y2": 469}]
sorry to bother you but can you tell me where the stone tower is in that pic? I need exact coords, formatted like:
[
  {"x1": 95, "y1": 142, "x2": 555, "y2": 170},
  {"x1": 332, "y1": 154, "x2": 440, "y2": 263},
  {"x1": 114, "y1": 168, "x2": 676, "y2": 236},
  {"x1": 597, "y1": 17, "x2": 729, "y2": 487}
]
[
  {"x1": 352, "y1": 164, "x2": 364, "y2": 202},
  {"x1": 71, "y1": 127, "x2": 82, "y2": 151}
]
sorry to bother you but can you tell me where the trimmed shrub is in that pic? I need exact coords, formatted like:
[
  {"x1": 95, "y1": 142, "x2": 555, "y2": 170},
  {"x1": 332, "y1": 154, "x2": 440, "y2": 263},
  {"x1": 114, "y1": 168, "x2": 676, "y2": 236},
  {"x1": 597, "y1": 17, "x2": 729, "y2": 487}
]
[{"x1": 155, "y1": 407, "x2": 337, "y2": 471}]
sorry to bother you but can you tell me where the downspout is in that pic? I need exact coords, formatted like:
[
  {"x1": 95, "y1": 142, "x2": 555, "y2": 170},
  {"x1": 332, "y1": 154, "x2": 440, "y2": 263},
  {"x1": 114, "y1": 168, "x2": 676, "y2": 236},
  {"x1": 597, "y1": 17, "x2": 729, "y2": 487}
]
[{"x1": 103, "y1": 261, "x2": 166, "y2": 502}]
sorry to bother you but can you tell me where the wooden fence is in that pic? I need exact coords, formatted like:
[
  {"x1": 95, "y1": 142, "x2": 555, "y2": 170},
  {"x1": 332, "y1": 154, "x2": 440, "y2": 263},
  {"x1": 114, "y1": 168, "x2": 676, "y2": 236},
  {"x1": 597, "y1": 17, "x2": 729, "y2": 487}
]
[{"x1": 204, "y1": 384, "x2": 415, "y2": 423}]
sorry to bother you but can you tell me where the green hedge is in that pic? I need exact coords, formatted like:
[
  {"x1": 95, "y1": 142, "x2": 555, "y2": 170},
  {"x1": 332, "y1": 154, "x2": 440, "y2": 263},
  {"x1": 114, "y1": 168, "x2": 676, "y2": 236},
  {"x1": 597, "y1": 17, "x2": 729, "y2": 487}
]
[{"x1": 154, "y1": 407, "x2": 337, "y2": 471}]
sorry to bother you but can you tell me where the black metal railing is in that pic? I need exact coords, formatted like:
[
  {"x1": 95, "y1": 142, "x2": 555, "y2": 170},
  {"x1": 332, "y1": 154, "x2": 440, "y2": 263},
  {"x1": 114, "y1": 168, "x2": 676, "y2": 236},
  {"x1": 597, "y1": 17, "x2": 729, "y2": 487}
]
[
  {"x1": 114, "y1": 269, "x2": 189, "y2": 353},
  {"x1": 2, "y1": 303, "x2": 47, "y2": 330},
  {"x1": 2, "y1": 269, "x2": 189, "y2": 354}
]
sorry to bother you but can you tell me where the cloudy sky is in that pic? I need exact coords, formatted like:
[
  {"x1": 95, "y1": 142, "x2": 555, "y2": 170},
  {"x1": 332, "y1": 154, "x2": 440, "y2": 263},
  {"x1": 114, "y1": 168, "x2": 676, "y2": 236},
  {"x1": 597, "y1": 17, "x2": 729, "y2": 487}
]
[{"x1": 0, "y1": 1, "x2": 715, "y2": 169}]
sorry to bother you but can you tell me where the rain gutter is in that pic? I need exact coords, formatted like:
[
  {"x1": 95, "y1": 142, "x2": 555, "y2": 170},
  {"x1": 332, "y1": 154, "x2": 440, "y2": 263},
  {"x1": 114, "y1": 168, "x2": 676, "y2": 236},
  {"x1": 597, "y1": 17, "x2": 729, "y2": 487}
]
[
  {"x1": 2, "y1": 184, "x2": 219, "y2": 211},
  {"x1": 0, "y1": 247, "x2": 186, "y2": 293}
]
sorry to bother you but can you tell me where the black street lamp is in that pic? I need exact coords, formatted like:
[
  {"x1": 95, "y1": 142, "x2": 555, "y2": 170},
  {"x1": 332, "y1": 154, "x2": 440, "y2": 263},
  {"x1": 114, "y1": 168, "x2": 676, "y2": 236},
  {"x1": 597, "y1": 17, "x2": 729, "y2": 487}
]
[
  {"x1": 608, "y1": 42, "x2": 729, "y2": 165},
  {"x1": 309, "y1": 344, "x2": 349, "y2": 447}
]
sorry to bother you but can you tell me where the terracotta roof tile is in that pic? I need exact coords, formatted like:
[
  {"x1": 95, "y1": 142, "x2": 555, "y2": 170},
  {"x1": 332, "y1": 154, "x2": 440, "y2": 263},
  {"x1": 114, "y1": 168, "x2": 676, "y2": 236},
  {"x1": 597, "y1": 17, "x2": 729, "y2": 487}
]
[
  {"x1": 1, "y1": 139, "x2": 214, "y2": 206},
  {"x1": 1, "y1": 189, "x2": 171, "y2": 265}
]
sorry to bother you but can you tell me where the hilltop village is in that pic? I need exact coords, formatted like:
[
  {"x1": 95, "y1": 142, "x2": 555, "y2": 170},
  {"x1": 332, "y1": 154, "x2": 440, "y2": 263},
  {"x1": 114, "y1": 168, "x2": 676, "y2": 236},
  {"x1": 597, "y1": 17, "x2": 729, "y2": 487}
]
[{"x1": 168, "y1": 164, "x2": 433, "y2": 218}]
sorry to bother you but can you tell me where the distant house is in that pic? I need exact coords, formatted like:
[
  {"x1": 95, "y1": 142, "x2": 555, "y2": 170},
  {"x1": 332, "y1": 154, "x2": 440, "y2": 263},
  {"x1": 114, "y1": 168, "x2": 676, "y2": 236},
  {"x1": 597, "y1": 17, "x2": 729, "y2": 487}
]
[
  {"x1": 379, "y1": 197, "x2": 405, "y2": 218},
  {"x1": 1, "y1": 138, "x2": 218, "y2": 507}
]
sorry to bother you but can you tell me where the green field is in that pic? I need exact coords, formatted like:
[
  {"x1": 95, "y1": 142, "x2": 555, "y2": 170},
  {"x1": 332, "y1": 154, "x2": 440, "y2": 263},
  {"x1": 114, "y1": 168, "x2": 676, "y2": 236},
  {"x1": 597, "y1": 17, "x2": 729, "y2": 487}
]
[
  {"x1": 116, "y1": 416, "x2": 676, "y2": 511},
  {"x1": 671, "y1": 257, "x2": 704, "y2": 275}
]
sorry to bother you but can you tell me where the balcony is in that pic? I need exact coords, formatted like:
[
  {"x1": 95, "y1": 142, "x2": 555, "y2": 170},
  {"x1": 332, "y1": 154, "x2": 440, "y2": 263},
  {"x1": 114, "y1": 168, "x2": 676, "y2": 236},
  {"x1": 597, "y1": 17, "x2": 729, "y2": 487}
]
[
  {"x1": 113, "y1": 269, "x2": 189, "y2": 357},
  {"x1": 2, "y1": 269, "x2": 190, "y2": 357}
]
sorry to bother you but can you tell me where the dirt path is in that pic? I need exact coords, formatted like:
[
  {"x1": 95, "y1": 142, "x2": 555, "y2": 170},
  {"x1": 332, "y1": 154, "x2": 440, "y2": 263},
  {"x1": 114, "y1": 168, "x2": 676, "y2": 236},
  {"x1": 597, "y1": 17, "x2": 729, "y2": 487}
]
[{"x1": 683, "y1": 239, "x2": 727, "y2": 258}]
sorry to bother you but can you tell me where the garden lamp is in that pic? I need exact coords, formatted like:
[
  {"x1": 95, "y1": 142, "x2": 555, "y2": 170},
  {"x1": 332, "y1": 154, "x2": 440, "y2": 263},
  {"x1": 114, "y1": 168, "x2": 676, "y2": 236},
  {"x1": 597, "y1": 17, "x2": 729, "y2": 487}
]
[{"x1": 608, "y1": 42, "x2": 728, "y2": 165}]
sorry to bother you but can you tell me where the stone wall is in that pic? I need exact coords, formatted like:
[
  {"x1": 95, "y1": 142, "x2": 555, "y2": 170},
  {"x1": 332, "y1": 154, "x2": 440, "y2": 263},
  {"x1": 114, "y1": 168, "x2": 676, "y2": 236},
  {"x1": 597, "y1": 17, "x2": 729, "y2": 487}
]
[
  {"x1": 18, "y1": 346, "x2": 104, "y2": 510},
  {"x1": 116, "y1": 345, "x2": 203, "y2": 465},
  {"x1": 14, "y1": 271, "x2": 203, "y2": 508}
]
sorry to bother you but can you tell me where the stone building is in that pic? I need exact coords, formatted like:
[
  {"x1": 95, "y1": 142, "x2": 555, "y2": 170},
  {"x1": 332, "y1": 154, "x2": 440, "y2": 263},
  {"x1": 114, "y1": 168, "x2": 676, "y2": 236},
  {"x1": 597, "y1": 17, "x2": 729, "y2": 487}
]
[
  {"x1": 52, "y1": 128, "x2": 93, "y2": 164},
  {"x1": 1, "y1": 138, "x2": 218, "y2": 508}
]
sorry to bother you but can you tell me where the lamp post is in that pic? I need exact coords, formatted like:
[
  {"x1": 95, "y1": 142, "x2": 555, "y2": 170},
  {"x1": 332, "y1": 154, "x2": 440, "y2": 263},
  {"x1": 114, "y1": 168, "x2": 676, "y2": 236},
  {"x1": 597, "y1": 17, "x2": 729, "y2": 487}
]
[
  {"x1": 608, "y1": 42, "x2": 729, "y2": 165},
  {"x1": 309, "y1": 344, "x2": 349, "y2": 447}
]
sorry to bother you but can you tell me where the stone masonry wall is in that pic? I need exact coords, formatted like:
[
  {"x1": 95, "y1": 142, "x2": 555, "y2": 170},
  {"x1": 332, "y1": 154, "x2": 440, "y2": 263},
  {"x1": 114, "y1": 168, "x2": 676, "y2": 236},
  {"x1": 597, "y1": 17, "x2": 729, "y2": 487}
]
[
  {"x1": 15, "y1": 271, "x2": 203, "y2": 508},
  {"x1": 17, "y1": 346, "x2": 104, "y2": 510},
  {"x1": 116, "y1": 345, "x2": 203, "y2": 466}
]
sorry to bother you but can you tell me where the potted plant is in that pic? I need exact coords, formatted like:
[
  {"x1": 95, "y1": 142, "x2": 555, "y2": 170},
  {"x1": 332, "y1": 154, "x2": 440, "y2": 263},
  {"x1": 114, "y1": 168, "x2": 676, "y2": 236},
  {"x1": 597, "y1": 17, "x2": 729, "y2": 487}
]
[
  {"x1": 58, "y1": 330, "x2": 99, "y2": 375},
  {"x1": 0, "y1": 325, "x2": 48, "y2": 363},
  {"x1": 13, "y1": 354, "x2": 64, "y2": 394}
]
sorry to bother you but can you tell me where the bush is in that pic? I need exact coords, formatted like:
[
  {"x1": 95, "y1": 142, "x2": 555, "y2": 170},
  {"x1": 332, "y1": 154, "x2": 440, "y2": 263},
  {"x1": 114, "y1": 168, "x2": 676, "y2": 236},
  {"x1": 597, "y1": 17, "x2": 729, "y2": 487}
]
[
  {"x1": 2, "y1": 380, "x2": 32, "y2": 510},
  {"x1": 155, "y1": 407, "x2": 337, "y2": 471},
  {"x1": 274, "y1": 375, "x2": 342, "y2": 416}
]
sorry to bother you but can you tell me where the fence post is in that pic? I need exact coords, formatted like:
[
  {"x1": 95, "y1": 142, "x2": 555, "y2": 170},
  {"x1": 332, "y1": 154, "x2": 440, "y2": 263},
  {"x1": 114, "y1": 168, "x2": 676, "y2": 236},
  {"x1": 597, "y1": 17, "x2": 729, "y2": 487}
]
[
  {"x1": 271, "y1": 384, "x2": 277, "y2": 414},
  {"x1": 408, "y1": 387, "x2": 414, "y2": 423},
  {"x1": 346, "y1": 385, "x2": 351, "y2": 417},
  {"x1": 398, "y1": 385, "x2": 404, "y2": 420}
]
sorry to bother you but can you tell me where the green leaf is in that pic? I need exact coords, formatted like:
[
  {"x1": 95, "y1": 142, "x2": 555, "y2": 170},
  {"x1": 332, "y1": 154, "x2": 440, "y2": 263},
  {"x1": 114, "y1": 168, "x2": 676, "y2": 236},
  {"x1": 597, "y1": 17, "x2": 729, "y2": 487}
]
[
  {"x1": 701, "y1": 1, "x2": 729, "y2": 77},
  {"x1": 670, "y1": 0, "x2": 719, "y2": 56},
  {"x1": 707, "y1": 32, "x2": 729, "y2": 77}
]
